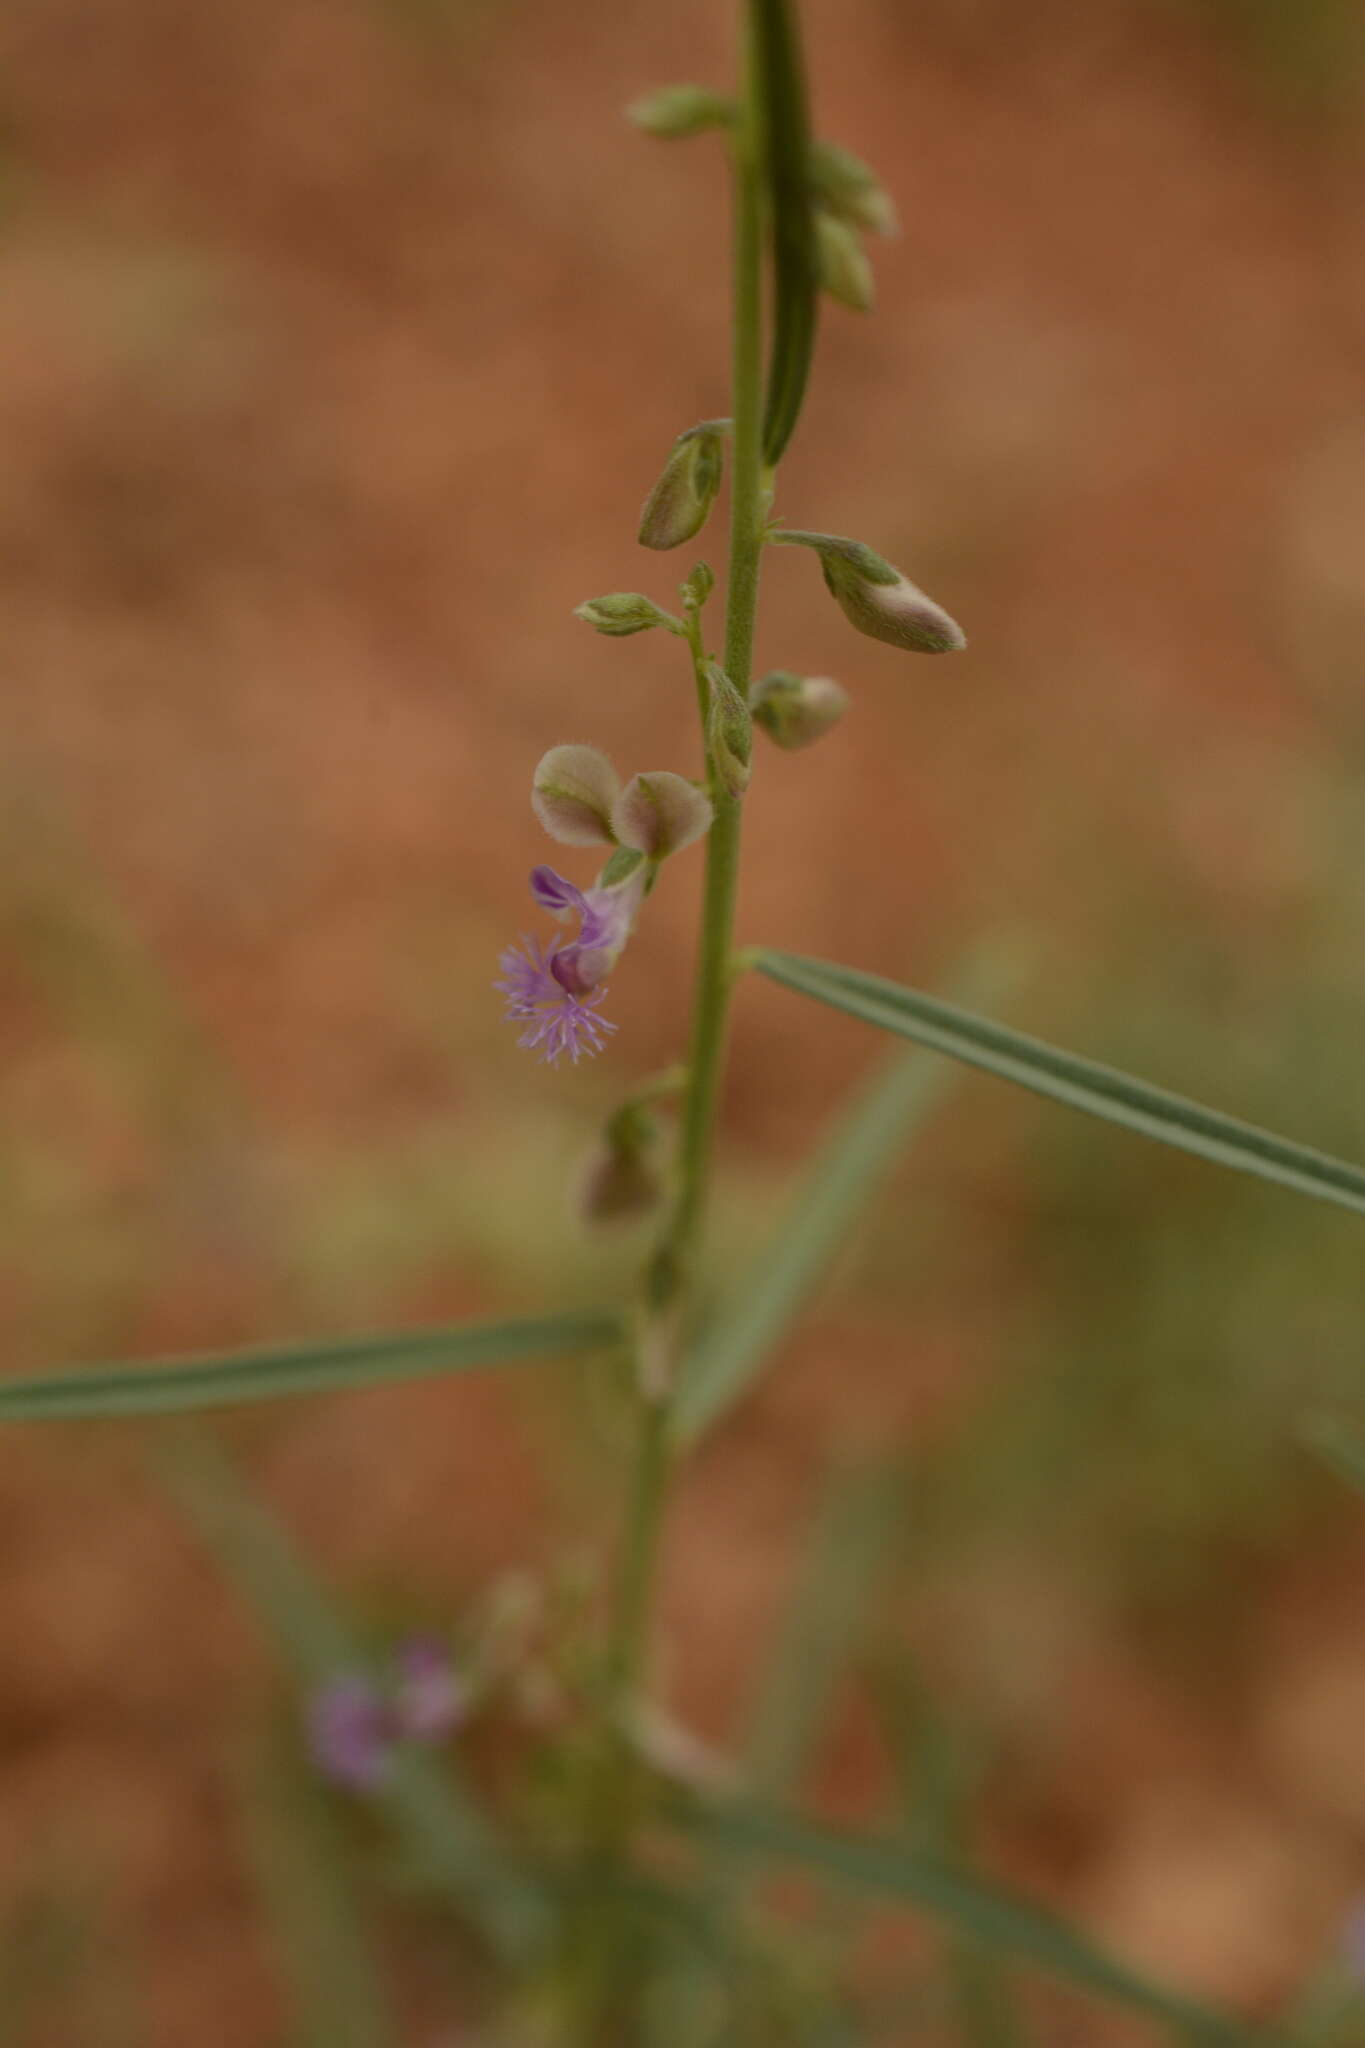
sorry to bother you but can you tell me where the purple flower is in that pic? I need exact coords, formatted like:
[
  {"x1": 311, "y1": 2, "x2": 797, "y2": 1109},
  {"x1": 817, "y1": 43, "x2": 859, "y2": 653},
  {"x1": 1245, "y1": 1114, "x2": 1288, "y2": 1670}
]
[
  {"x1": 394, "y1": 1637, "x2": 465, "y2": 1740},
  {"x1": 1341, "y1": 1899, "x2": 1365, "y2": 1983},
  {"x1": 307, "y1": 1639, "x2": 464, "y2": 1792},
  {"x1": 495, "y1": 866, "x2": 642, "y2": 1066},
  {"x1": 307, "y1": 1675, "x2": 396, "y2": 1790}
]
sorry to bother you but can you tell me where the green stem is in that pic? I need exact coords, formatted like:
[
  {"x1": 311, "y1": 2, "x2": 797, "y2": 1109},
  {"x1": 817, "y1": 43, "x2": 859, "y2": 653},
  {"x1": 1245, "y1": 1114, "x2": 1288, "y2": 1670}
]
[{"x1": 574, "y1": 7, "x2": 772, "y2": 2030}]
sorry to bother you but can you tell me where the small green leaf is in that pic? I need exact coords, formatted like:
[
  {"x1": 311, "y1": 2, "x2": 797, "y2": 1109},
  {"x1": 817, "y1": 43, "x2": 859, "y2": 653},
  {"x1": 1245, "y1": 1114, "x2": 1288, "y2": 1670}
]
[
  {"x1": 0, "y1": 1309, "x2": 622, "y2": 1422},
  {"x1": 752, "y1": 0, "x2": 819, "y2": 464},
  {"x1": 671, "y1": 1803, "x2": 1249, "y2": 2044},
  {"x1": 757, "y1": 951, "x2": 1365, "y2": 1222}
]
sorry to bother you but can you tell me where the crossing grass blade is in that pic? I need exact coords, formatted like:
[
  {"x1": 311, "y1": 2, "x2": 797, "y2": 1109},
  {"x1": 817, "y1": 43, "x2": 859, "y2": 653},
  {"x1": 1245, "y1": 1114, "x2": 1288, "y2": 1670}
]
[
  {"x1": 676, "y1": 951, "x2": 1013, "y2": 1449},
  {"x1": 671, "y1": 1803, "x2": 1251, "y2": 2045},
  {"x1": 0, "y1": 1309, "x2": 623, "y2": 1422},
  {"x1": 756, "y1": 951, "x2": 1365, "y2": 1222},
  {"x1": 673, "y1": 1050, "x2": 956, "y2": 1447},
  {"x1": 161, "y1": 1432, "x2": 553, "y2": 1962}
]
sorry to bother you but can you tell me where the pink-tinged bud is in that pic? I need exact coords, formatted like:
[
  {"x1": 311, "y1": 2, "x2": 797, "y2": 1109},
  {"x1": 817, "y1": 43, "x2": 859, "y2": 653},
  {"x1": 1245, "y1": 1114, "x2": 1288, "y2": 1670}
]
[
  {"x1": 627, "y1": 84, "x2": 735, "y2": 139},
  {"x1": 612, "y1": 771, "x2": 713, "y2": 858},
  {"x1": 750, "y1": 671, "x2": 850, "y2": 751},
  {"x1": 531, "y1": 744, "x2": 622, "y2": 847},
  {"x1": 809, "y1": 140, "x2": 898, "y2": 237},
  {"x1": 775, "y1": 530, "x2": 966, "y2": 654},
  {"x1": 638, "y1": 422, "x2": 728, "y2": 552},
  {"x1": 815, "y1": 213, "x2": 875, "y2": 313}
]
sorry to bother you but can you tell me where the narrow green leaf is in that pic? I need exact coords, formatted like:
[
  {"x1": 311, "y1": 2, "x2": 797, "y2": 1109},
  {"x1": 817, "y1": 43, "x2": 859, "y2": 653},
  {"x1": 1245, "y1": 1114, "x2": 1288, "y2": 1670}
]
[
  {"x1": 757, "y1": 950, "x2": 1365, "y2": 1222},
  {"x1": 0, "y1": 1309, "x2": 622, "y2": 1422},
  {"x1": 673, "y1": 1803, "x2": 1250, "y2": 2045},
  {"x1": 1301, "y1": 1412, "x2": 1365, "y2": 1494},
  {"x1": 673, "y1": 1052, "x2": 953, "y2": 1447},
  {"x1": 752, "y1": 0, "x2": 818, "y2": 464},
  {"x1": 161, "y1": 1433, "x2": 552, "y2": 1962}
]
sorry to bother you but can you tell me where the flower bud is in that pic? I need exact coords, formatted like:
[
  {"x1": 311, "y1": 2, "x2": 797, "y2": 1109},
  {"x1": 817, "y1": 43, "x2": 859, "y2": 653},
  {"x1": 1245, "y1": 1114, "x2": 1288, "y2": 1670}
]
[
  {"x1": 809, "y1": 140, "x2": 898, "y2": 237},
  {"x1": 531, "y1": 744, "x2": 621, "y2": 847},
  {"x1": 627, "y1": 85, "x2": 735, "y2": 139},
  {"x1": 750, "y1": 671, "x2": 850, "y2": 751},
  {"x1": 576, "y1": 1105, "x2": 664, "y2": 1227},
  {"x1": 775, "y1": 530, "x2": 966, "y2": 654},
  {"x1": 705, "y1": 662, "x2": 753, "y2": 796},
  {"x1": 612, "y1": 771, "x2": 714, "y2": 858},
  {"x1": 816, "y1": 213, "x2": 875, "y2": 314},
  {"x1": 573, "y1": 592, "x2": 680, "y2": 637},
  {"x1": 638, "y1": 421, "x2": 727, "y2": 552}
]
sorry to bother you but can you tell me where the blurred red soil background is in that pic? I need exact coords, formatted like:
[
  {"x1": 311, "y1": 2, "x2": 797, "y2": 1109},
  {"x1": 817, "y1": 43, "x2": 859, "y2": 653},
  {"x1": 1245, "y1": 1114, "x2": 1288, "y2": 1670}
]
[{"x1": 4, "y1": 0, "x2": 1365, "y2": 2038}]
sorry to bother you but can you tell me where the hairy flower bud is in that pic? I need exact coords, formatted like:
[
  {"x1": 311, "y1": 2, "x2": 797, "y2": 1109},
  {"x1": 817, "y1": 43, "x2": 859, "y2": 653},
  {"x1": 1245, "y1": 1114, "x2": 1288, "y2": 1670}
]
[
  {"x1": 809, "y1": 140, "x2": 898, "y2": 237},
  {"x1": 531, "y1": 744, "x2": 621, "y2": 847},
  {"x1": 638, "y1": 421, "x2": 728, "y2": 552},
  {"x1": 816, "y1": 213, "x2": 875, "y2": 313},
  {"x1": 775, "y1": 531, "x2": 966, "y2": 654},
  {"x1": 705, "y1": 663, "x2": 753, "y2": 796},
  {"x1": 627, "y1": 84, "x2": 735, "y2": 139},
  {"x1": 573, "y1": 592, "x2": 680, "y2": 638},
  {"x1": 750, "y1": 670, "x2": 850, "y2": 751},
  {"x1": 612, "y1": 771, "x2": 713, "y2": 858}
]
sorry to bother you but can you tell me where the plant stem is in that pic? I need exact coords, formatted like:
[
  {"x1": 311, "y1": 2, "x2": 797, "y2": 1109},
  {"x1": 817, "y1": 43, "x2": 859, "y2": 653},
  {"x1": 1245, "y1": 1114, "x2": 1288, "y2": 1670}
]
[{"x1": 575, "y1": 5, "x2": 771, "y2": 2027}]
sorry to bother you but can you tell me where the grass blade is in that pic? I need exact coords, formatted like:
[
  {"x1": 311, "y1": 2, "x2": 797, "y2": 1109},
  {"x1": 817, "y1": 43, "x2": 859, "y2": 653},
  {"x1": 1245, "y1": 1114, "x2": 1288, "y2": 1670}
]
[
  {"x1": 671, "y1": 1804, "x2": 1251, "y2": 2045},
  {"x1": 676, "y1": 950, "x2": 1014, "y2": 1448},
  {"x1": 757, "y1": 950, "x2": 1365, "y2": 1222},
  {"x1": 0, "y1": 1309, "x2": 622, "y2": 1422},
  {"x1": 673, "y1": 1051, "x2": 954, "y2": 1447},
  {"x1": 161, "y1": 1432, "x2": 552, "y2": 1962}
]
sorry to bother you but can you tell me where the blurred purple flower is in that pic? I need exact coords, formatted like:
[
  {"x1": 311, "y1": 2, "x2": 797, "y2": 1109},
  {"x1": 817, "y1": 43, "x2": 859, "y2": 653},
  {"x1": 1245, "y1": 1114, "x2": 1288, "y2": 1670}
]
[
  {"x1": 394, "y1": 1637, "x2": 465, "y2": 1740},
  {"x1": 496, "y1": 865, "x2": 642, "y2": 1066},
  {"x1": 308, "y1": 1639, "x2": 463, "y2": 1792},
  {"x1": 308, "y1": 1675, "x2": 396, "y2": 1790}
]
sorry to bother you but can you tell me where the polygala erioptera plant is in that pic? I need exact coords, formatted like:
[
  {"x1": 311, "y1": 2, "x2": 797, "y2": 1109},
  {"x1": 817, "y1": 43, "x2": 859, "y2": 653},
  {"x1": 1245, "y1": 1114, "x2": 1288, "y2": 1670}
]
[{"x1": 7, "y1": 3, "x2": 1365, "y2": 2043}]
